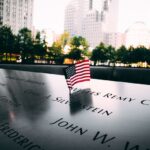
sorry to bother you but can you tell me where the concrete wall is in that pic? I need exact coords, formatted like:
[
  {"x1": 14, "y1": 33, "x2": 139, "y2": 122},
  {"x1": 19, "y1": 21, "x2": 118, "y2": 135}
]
[{"x1": 0, "y1": 64, "x2": 150, "y2": 85}]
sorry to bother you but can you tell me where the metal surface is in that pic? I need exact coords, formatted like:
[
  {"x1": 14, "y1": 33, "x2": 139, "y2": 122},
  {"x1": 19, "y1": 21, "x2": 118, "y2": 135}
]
[{"x1": 0, "y1": 69, "x2": 150, "y2": 150}]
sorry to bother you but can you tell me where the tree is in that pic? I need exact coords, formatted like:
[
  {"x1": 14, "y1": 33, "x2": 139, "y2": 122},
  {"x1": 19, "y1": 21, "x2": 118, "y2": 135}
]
[
  {"x1": 116, "y1": 45, "x2": 129, "y2": 64},
  {"x1": 68, "y1": 48, "x2": 82, "y2": 60},
  {"x1": 91, "y1": 43, "x2": 107, "y2": 65},
  {"x1": 68, "y1": 36, "x2": 89, "y2": 61},
  {"x1": 146, "y1": 49, "x2": 150, "y2": 64},
  {"x1": 16, "y1": 28, "x2": 34, "y2": 63},
  {"x1": 60, "y1": 32, "x2": 70, "y2": 50},
  {"x1": 130, "y1": 46, "x2": 148, "y2": 63},
  {"x1": 105, "y1": 45, "x2": 116, "y2": 65},
  {"x1": 48, "y1": 41, "x2": 64, "y2": 64},
  {"x1": 0, "y1": 26, "x2": 15, "y2": 62},
  {"x1": 33, "y1": 31, "x2": 47, "y2": 62}
]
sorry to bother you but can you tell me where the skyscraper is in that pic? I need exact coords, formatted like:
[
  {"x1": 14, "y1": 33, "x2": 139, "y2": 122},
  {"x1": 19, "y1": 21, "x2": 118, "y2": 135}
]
[
  {"x1": 64, "y1": 0, "x2": 91, "y2": 37},
  {"x1": 82, "y1": 10, "x2": 102, "y2": 47},
  {"x1": 0, "y1": 0, "x2": 4, "y2": 25},
  {"x1": 1, "y1": 0, "x2": 34, "y2": 34},
  {"x1": 102, "y1": 0, "x2": 120, "y2": 47},
  {"x1": 64, "y1": 0, "x2": 119, "y2": 48},
  {"x1": 101, "y1": 0, "x2": 119, "y2": 33}
]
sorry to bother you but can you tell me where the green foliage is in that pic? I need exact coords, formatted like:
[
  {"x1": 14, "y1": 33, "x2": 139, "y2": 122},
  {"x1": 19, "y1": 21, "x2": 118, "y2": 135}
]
[
  {"x1": 33, "y1": 32, "x2": 47, "y2": 60},
  {"x1": 0, "y1": 25, "x2": 150, "y2": 66},
  {"x1": 116, "y1": 45, "x2": 150, "y2": 65},
  {"x1": 116, "y1": 45, "x2": 129, "y2": 63},
  {"x1": 0, "y1": 26, "x2": 15, "y2": 61},
  {"x1": 16, "y1": 28, "x2": 34, "y2": 63},
  {"x1": 60, "y1": 32, "x2": 70, "y2": 49},
  {"x1": 68, "y1": 48, "x2": 82, "y2": 60},
  {"x1": 91, "y1": 43, "x2": 107, "y2": 65},
  {"x1": 70, "y1": 36, "x2": 89, "y2": 49},
  {"x1": 47, "y1": 41, "x2": 64, "y2": 64},
  {"x1": 68, "y1": 36, "x2": 89, "y2": 61},
  {"x1": 130, "y1": 46, "x2": 148, "y2": 63}
]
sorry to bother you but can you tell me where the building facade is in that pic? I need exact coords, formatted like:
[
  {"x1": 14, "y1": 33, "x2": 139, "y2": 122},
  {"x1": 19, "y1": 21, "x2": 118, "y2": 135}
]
[
  {"x1": 101, "y1": 0, "x2": 120, "y2": 47},
  {"x1": 0, "y1": 0, "x2": 4, "y2": 25},
  {"x1": 64, "y1": 0, "x2": 119, "y2": 48},
  {"x1": 103, "y1": 32, "x2": 125, "y2": 48},
  {"x1": 65, "y1": 0, "x2": 103, "y2": 48},
  {"x1": 82, "y1": 10, "x2": 102, "y2": 48},
  {"x1": 1, "y1": 0, "x2": 34, "y2": 34}
]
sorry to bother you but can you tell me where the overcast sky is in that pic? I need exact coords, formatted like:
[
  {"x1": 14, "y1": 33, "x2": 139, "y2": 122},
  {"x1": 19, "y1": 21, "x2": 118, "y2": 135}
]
[
  {"x1": 33, "y1": 0, "x2": 71, "y2": 33},
  {"x1": 33, "y1": 0, "x2": 150, "y2": 33},
  {"x1": 118, "y1": 0, "x2": 150, "y2": 32}
]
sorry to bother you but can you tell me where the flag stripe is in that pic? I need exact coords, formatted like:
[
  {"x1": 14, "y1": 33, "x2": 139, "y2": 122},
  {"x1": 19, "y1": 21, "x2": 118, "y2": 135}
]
[
  {"x1": 71, "y1": 78, "x2": 90, "y2": 87},
  {"x1": 76, "y1": 66, "x2": 90, "y2": 71},
  {"x1": 76, "y1": 69, "x2": 90, "y2": 74},
  {"x1": 67, "y1": 75, "x2": 90, "y2": 85},
  {"x1": 76, "y1": 62, "x2": 89, "y2": 68},
  {"x1": 76, "y1": 59, "x2": 89, "y2": 65},
  {"x1": 67, "y1": 77, "x2": 90, "y2": 87},
  {"x1": 68, "y1": 72, "x2": 90, "y2": 81},
  {"x1": 64, "y1": 59, "x2": 91, "y2": 89}
]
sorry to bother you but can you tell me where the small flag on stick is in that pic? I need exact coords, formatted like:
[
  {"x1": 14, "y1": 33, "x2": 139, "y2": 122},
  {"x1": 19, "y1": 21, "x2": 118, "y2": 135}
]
[{"x1": 64, "y1": 59, "x2": 91, "y2": 90}]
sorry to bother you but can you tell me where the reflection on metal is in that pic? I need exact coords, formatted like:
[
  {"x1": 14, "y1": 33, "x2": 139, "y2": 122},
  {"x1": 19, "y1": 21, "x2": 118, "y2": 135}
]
[
  {"x1": 70, "y1": 88, "x2": 93, "y2": 114},
  {"x1": 0, "y1": 69, "x2": 150, "y2": 150}
]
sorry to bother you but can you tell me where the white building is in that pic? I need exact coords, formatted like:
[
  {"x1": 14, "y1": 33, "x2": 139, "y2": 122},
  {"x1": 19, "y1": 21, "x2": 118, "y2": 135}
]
[
  {"x1": 65, "y1": 0, "x2": 104, "y2": 48},
  {"x1": 64, "y1": 0, "x2": 119, "y2": 48},
  {"x1": 103, "y1": 32, "x2": 125, "y2": 48},
  {"x1": 102, "y1": 0, "x2": 120, "y2": 47},
  {"x1": 2, "y1": 0, "x2": 34, "y2": 34},
  {"x1": 102, "y1": 0, "x2": 119, "y2": 33},
  {"x1": 64, "y1": 0, "x2": 92, "y2": 37},
  {"x1": 82, "y1": 10, "x2": 102, "y2": 48}
]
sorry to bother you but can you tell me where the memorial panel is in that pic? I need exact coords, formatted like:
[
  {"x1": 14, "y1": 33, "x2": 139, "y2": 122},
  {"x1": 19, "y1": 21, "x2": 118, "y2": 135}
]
[{"x1": 0, "y1": 68, "x2": 150, "y2": 150}]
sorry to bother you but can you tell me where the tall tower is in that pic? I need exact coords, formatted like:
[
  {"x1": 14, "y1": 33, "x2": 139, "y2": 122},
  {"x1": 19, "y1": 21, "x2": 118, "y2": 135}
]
[
  {"x1": 64, "y1": 0, "x2": 119, "y2": 48},
  {"x1": 2, "y1": 0, "x2": 34, "y2": 34},
  {"x1": 102, "y1": 0, "x2": 120, "y2": 47},
  {"x1": 0, "y1": 0, "x2": 4, "y2": 26},
  {"x1": 102, "y1": 0, "x2": 119, "y2": 33},
  {"x1": 64, "y1": 0, "x2": 91, "y2": 37},
  {"x1": 82, "y1": 10, "x2": 102, "y2": 48},
  {"x1": 65, "y1": 0, "x2": 104, "y2": 48}
]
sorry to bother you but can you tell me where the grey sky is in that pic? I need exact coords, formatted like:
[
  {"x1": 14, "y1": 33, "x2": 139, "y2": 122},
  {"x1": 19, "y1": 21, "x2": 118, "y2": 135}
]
[{"x1": 33, "y1": 0, "x2": 150, "y2": 33}]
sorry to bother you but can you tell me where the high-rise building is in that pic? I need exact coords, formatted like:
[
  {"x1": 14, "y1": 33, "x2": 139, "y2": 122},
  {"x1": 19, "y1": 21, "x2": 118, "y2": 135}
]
[
  {"x1": 102, "y1": 0, "x2": 119, "y2": 33},
  {"x1": 0, "y1": 0, "x2": 4, "y2": 25},
  {"x1": 102, "y1": 0, "x2": 120, "y2": 47},
  {"x1": 103, "y1": 32, "x2": 125, "y2": 48},
  {"x1": 64, "y1": 0, "x2": 119, "y2": 48},
  {"x1": 64, "y1": 0, "x2": 92, "y2": 37},
  {"x1": 1, "y1": 0, "x2": 34, "y2": 34},
  {"x1": 82, "y1": 10, "x2": 102, "y2": 47}
]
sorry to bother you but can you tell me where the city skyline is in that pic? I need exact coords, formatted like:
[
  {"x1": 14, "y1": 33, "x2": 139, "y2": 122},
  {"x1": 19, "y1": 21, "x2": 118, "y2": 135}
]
[
  {"x1": 0, "y1": 0, "x2": 34, "y2": 34},
  {"x1": 33, "y1": 0, "x2": 150, "y2": 33}
]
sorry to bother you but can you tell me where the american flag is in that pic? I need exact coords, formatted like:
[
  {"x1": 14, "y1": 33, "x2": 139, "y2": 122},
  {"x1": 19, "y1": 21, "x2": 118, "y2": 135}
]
[{"x1": 64, "y1": 59, "x2": 91, "y2": 89}]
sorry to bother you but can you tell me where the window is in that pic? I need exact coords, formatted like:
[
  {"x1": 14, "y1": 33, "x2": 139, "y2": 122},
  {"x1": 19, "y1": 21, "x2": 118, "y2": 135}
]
[{"x1": 89, "y1": 0, "x2": 93, "y2": 10}]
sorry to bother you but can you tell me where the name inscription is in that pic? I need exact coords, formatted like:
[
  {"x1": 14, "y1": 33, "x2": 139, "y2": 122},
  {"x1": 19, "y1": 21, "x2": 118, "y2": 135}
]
[
  {"x1": 50, "y1": 117, "x2": 150, "y2": 150},
  {"x1": 52, "y1": 97, "x2": 113, "y2": 117},
  {"x1": 0, "y1": 82, "x2": 6, "y2": 87},
  {"x1": 6, "y1": 76, "x2": 45, "y2": 85},
  {"x1": 72, "y1": 88, "x2": 150, "y2": 106},
  {"x1": 0, "y1": 96, "x2": 21, "y2": 107},
  {"x1": 0, "y1": 123, "x2": 45, "y2": 150}
]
